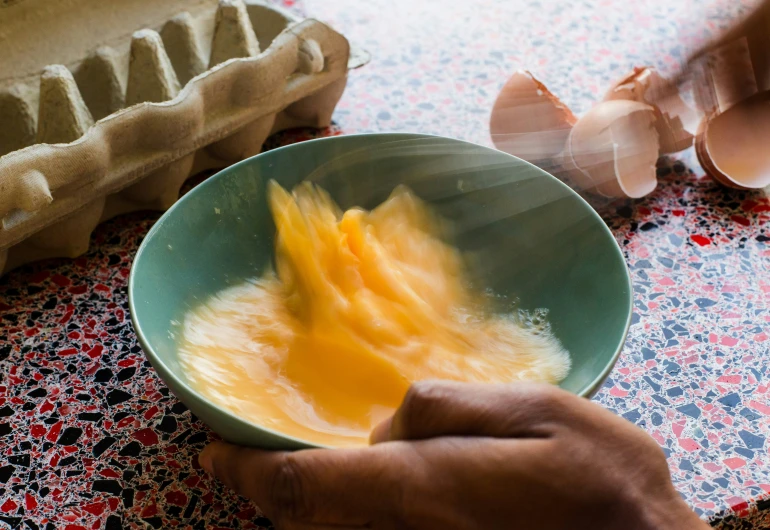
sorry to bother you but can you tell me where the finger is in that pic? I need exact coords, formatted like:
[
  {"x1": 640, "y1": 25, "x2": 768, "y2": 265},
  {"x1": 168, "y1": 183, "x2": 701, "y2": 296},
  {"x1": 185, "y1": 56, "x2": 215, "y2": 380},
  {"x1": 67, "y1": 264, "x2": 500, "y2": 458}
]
[
  {"x1": 371, "y1": 380, "x2": 576, "y2": 443},
  {"x1": 672, "y1": 1, "x2": 770, "y2": 110},
  {"x1": 713, "y1": 0, "x2": 770, "y2": 86},
  {"x1": 199, "y1": 441, "x2": 407, "y2": 526}
]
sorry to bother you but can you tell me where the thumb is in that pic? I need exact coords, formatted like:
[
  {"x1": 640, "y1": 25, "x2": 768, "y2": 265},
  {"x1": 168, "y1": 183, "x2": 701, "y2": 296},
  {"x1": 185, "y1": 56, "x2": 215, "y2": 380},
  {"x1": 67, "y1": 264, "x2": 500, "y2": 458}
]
[
  {"x1": 198, "y1": 441, "x2": 269, "y2": 500},
  {"x1": 199, "y1": 440, "x2": 410, "y2": 526},
  {"x1": 370, "y1": 380, "x2": 570, "y2": 444}
]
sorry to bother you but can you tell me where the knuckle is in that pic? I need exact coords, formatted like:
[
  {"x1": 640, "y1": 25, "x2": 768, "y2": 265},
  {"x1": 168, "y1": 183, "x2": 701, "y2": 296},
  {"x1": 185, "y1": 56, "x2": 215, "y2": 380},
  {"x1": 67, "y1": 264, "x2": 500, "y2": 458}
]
[
  {"x1": 405, "y1": 380, "x2": 451, "y2": 408},
  {"x1": 506, "y1": 383, "x2": 571, "y2": 432},
  {"x1": 269, "y1": 454, "x2": 314, "y2": 521},
  {"x1": 400, "y1": 381, "x2": 450, "y2": 426},
  {"x1": 525, "y1": 382, "x2": 569, "y2": 410}
]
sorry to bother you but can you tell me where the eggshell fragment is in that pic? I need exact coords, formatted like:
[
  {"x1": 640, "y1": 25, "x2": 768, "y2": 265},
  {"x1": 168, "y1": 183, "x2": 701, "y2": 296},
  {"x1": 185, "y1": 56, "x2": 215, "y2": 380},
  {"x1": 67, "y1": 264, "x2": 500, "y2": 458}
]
[
  {"x1": 567, "y1": 100, "x2": 660, "y2": 198},
  {"x1": 604, "y1": 66, "x2": 697, "y2": 154},
  {"x1": 696, "y1": 90, "x2": 770, "y2": 190},
  {"x1": 490, "y1": 71, "x2": 577, "y2": 163}
]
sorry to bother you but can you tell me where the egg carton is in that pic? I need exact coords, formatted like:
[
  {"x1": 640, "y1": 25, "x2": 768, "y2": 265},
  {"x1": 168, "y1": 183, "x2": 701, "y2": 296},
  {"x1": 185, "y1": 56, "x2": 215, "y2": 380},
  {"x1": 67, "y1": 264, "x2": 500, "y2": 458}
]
[{"x1": 0, "y1": 0, "x2": 365, "y2": 276}]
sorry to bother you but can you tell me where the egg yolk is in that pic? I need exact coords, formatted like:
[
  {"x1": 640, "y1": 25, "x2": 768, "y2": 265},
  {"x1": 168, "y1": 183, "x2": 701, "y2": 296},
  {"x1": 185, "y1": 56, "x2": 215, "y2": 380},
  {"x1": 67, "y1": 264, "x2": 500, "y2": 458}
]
[{"x1": 179, "y1": 181, "x2": 570, "y2": 447}]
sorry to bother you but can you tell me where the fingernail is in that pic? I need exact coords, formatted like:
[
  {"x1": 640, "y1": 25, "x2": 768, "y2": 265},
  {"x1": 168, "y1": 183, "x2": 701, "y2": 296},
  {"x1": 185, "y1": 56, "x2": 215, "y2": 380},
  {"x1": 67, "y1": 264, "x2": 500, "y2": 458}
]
[
  {"x1": 198, "y1": 447, "x2": 214, "y2": 475},
  {"x1": 369, "y1": 417, "x2": 393, "y2": 445}
]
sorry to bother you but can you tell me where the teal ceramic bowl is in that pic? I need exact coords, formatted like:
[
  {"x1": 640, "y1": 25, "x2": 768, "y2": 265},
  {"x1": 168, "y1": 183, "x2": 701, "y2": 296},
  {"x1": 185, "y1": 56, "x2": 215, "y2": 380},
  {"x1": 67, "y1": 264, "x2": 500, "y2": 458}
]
[{"x1": 129, "y1": 133, "x2": 632, "y2": 450}]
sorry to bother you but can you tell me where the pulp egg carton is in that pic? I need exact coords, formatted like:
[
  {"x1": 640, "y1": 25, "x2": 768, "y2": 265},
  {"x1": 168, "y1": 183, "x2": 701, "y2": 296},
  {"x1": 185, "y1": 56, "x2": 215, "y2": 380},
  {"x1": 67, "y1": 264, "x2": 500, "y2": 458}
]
[{"x1": 0, "y1": 0, "x2": 365, "y2": 276}]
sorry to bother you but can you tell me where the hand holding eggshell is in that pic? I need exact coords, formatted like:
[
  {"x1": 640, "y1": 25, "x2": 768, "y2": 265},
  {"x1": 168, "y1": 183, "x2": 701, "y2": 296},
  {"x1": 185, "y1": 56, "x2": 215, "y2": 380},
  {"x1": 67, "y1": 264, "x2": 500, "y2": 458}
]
[{"x1": 491, "y1": 60, "x2": 770, "y2": 199}]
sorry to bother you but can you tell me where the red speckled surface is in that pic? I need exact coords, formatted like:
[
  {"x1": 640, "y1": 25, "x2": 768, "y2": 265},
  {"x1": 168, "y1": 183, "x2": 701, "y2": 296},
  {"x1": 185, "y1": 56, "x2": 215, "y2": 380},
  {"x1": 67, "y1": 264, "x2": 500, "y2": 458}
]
[{"x1": 1, "y1": 0, "x2": 770, "y2": 528}]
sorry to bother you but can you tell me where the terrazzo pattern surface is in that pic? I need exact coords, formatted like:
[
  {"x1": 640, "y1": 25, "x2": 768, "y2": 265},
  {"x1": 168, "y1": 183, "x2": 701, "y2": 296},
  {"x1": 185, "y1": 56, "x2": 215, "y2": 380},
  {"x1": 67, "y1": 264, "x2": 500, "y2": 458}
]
[{"x1": 1, "y1": 0, "x2": 769, "y2": 528}]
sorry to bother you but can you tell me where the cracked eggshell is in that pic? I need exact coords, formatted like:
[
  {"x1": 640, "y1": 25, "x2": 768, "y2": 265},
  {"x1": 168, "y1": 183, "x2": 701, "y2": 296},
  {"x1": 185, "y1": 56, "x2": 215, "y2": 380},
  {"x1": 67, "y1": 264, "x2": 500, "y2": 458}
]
[
  {"x1": 567, "y1": 100, "x2": 660, "y2": 199},
  {"x1": 695, "y1": 90, "x2": 770, "y2": 190},
  {"x1": 490, "y1": 70, "x2": 576, "y2": 163},
  {"x1": 604, "y1": 66, "x2": 697, "y2": 154}
]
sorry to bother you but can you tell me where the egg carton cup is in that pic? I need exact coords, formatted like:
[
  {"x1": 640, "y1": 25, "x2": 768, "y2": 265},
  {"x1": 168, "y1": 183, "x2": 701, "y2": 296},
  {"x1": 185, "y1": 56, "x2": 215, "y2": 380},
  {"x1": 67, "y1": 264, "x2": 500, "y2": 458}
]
[{"x1": 0, "y1": 0, "x2": 365, "y2": 276}]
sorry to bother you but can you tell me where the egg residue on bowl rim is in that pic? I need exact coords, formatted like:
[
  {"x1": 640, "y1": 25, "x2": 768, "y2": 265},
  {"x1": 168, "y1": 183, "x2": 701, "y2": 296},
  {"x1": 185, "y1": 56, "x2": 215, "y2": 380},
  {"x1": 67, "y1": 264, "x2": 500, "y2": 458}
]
[{"x1": 177, "y1": 180, "x2": 571, "y2": 447}]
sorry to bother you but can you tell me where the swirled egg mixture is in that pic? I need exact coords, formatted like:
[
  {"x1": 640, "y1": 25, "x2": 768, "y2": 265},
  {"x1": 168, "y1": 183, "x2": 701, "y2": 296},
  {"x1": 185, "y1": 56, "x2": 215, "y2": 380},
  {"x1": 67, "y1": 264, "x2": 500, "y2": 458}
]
[{"x1": 179, "y1": 181, "x2": 570, "y2": 447}]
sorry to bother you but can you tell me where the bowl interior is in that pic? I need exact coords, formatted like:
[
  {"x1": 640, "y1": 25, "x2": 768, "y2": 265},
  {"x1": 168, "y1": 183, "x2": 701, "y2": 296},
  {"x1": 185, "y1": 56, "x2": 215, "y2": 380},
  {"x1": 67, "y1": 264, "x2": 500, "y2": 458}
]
[{"x1": 129, "y1": 133, "x2": 632, "y2": 449}]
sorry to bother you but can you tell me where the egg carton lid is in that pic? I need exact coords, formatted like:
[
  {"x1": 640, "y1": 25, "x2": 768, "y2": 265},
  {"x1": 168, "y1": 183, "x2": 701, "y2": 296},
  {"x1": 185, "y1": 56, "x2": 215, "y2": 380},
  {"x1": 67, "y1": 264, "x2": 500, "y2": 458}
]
[
  {"x1": 0, "y1": 0, "x2": 367, "y2": 259},
  {"x1": 0, "y1": 0, "x2": 368, "y2": 84}
]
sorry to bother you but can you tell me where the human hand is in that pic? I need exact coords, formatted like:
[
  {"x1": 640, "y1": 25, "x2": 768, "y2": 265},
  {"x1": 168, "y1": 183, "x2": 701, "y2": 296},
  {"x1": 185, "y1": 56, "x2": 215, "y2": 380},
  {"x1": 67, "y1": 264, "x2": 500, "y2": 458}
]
[
  {"x1": 652, "y1": 0, "x2": 770, "y2": 113},
  {"x1": 199, "y1": 381, "x2": 708, "y2": 530}
]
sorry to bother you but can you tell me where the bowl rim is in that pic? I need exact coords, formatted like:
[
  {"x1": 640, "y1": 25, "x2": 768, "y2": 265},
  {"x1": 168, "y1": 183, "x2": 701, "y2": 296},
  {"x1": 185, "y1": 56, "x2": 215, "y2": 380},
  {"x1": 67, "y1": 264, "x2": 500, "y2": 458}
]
[{"x1": 128, "y1": 132, "x2": 633, "y2": 448}]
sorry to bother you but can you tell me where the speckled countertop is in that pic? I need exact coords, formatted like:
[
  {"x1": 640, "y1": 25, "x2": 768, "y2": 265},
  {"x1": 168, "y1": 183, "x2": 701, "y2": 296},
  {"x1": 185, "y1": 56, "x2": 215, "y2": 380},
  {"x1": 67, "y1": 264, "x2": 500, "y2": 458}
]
[{"x1": 1, "y1": 0, "x2": 769, "y2": 528}]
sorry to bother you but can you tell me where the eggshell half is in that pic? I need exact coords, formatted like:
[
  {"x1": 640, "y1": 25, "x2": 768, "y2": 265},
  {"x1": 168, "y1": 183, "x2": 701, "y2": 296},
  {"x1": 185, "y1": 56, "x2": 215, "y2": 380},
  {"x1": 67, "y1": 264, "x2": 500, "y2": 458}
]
[
  {"x1": 604, "y1": 66, "x2": 697, "y2": 154},
  {"x1": 568, "y1": 100, "x2": 660, "y2": 198},
  {"x1": 696, "y1": 90, "x2": 770, "y2": 190},
  {"x1": 490, "y1": 71, "x2": 577, "y2": 163}
]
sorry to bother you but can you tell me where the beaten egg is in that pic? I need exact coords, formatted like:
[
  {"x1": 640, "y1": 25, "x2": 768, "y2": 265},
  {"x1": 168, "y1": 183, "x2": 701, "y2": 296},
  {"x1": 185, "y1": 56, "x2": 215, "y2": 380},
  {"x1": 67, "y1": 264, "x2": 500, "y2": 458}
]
[{"x1": 178, "y1": 181, "x2": 570, "y2": 447}]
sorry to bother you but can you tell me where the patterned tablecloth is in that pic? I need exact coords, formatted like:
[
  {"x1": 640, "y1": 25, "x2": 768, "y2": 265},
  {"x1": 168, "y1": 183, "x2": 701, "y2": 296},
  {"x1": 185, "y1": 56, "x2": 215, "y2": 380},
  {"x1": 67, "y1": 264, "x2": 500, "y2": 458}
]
[{"x1": 1, "y1": 0, "x2": 769, "y2": 528}]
